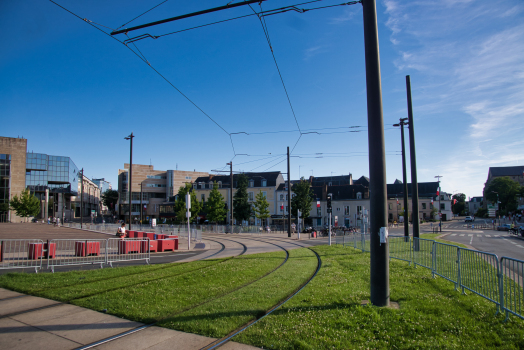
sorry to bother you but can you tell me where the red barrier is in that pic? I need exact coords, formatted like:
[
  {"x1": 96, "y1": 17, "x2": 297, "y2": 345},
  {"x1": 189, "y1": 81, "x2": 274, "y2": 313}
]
[
  {"x1": 141, "y1": 240, "x2": 158, "y2": 253},
  {"x1": 145, "y1": 232, "x2": 155, "y2": 240},
  {"x1": 118, "y1": 240, "x2": 141, "y2": 254},
  {"x1": 127, "y1": 231, "x2": 137, "y2": 238},
  {"x1": 158, "y1": 239, "x2": 178, "y2": 252},
  {"x1": 75, "y1": 241, "x2": 101, "y2": 257},
  {"x1": 28, "y1": 243, "x2": 56, "y2": 259}
]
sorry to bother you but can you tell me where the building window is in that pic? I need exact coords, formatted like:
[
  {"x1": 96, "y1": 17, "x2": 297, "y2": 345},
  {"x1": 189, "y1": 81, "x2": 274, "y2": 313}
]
[
  {"x1": 280, "y1": 194, "x2": 284, "y2": 200},
  {"x1": 440, "y1": 203, "x2": 445, "y2": 210},
  {"x1": 336, "y1": 207, "x2": 340, "y2": 212},
  {"x1": 357, "y1": 205, "x2": 362, "y2": 215},
  {"x1": 440, "y1": 195, "x2": 444, "y2": 200},
  {"x1": 146, "y1": 184, "x2": 166, "y2": 188},
  {"x1": 328, "y1": 182, "x2": 332, "y2": 186},
  {"x1": 193, "y1": 184, "x2": 197, "y2": 189},
  {"x1": 286, "y1": 206, "x2": 289, "y2": 213},
  {"x1": 422, "y1": 203, "x2": 426, "y2": 209},
  {"x1": 388, "y1": 203, "x2": 392, "y2": 210},
  {"x1": 286, "y1": 195, "x2": 288, "y2": 200},
  {"x1": 248, "y1": 192, "x2": 254, "y2": 201},
  {"x1": 249, "y1": 180, "x2": 254, "y2": 187},
  {"x1": 146, "y1": 175, "x2": 166, "y2": 179},
  {"x1": 185, "y1": 176, "x2": 192, "y2": 180},
  {"x1": 317, "y1": 206, "x2": 321, "y2": 216},
  {"x1": 217, "y1": 181, "x2": 222, "y2": 188},
  {"x1": 261, "y1": 179, "x2": 267, "y2": 187},
  {"x1": 344, "y1": 206, "x2": 350, "y2": 215},
  {"x1": 261, "y1": 191, "x2": 267, "y2": 198},
  {"x1": 201, "y1": 194, "x2": 205, "y2": 202},
  {"x1": 430, "y1": 203, "x2": 434, "y2": 209},
  {"x1": 357, "y1": 192, "x2": 362, "y2": 199}
]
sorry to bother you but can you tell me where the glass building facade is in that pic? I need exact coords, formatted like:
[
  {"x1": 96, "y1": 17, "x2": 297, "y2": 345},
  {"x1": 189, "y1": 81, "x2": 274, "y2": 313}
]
[
  {"x1": 0, "y1": 154, "x2": 11, "y2": 206},
  {"x1": 26, "y1": 153, "x2": 79, "y2": 196}
]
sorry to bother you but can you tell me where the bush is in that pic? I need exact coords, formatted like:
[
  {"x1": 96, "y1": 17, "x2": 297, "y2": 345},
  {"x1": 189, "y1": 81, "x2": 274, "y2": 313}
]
[{"x1": 475, "y1": 207, "x2": 488, "y2": 218}]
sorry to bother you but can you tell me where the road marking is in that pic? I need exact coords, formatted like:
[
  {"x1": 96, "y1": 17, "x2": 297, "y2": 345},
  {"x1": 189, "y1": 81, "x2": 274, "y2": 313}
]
[
  {"x1": 468, "y1": 234, "x2": 473, "y2": 237},
  {"x1": 517, "y1": 245, "x2": 524, "y2": 248},
  {"x1": 511, "y1": 242, "x2": 518, "y2": 244},
  {"x1": 477, "y1": 235, "x2": 482, "y2": 237},
  {"x1": 470, "y1": 236, "x2": 473, "y2": 245},
  {"x1": 485, "y1": 235, "x2": 491, "y2": 237},
  {"x1": 150, "y1": 253, "x2": 195, "y2": 258},
  {"x1": 459, "y1": 234, "x2": 465, "y2": 237},
  {"x1": 450, "y1": 234, "x2": 457, "y2": 236}
]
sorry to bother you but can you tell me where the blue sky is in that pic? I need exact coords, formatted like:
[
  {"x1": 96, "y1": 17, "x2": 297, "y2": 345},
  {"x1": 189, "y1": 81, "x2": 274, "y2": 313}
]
[{"x1": 2, "y1": 0, "x2": 523, "y2": 199}]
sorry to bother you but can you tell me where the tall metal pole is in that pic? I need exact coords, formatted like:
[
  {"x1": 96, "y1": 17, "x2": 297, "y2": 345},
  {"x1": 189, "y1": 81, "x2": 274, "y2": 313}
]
[
  {"x1": 435, "y1": 175, "x2": 443, "y2": 232},
  {"x1": 126, "y1": 133, "x2": 134, "y2": 231},
  {"x1": 400, "y1": 121, "x2": 409, "y2": 238},
  {"x1": 228, "y1": 162, "x2": 233, "y2": 227},
  {"x1": 80, "y1": 168, "x2": 83, "y2": 229},
  {"x1": 140, "y1": 182, "x2": 143, "y2": 227},
  {"x1": 287, "y1": 146, "x2": 291, "y2": 238},
  {"x1": 406, "y1": 75, "x2": 420, "y2": 239},
  {"x1": 362, "y1": 0, "x2": 389, "y2": 307}
]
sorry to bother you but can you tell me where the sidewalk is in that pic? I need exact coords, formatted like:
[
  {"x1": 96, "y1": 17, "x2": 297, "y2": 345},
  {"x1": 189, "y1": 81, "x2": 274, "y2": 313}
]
[{"x1": 0, "y1": 288, "x2": 259, "y2": 350}]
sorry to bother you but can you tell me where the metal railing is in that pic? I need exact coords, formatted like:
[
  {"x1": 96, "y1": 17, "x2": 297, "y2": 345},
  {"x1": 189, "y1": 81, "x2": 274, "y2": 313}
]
[
  {"x1": 0, "y1": 239, "x2": 45, "y2": 273},
  {"x1": 342, "y1": 236, "x2": 524, "y2": 321},
  {"x1": 47, "y1": 239, "x2": 108, "y2": 273},
  {"x1": 106, "y1": 238, "x2": 150, "y2": 267}
]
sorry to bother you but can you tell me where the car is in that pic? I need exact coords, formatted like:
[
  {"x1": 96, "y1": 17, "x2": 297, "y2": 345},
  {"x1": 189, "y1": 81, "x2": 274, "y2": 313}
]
[
  {"x1": 465, "y1": 216, "x2": 474, "y2": 222},
  {"x1": 497, "y1": 224, "x2": 512, "y2": 231}
]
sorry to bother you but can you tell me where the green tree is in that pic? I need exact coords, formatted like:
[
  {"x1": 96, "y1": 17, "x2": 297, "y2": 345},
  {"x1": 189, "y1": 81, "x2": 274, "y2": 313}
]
[
  {"x1": 174, "y1": 183, "x2": 203, "y2": 224},
  {"x1": 485, "y1": 177, "x2": 523, "y2": 214},
  {"x1": 253, "y1": 191, "x2": 270, "y2": 226},
  {"x1": 233, "y1": 174, "x2": 251, "y2": 224},
  {"x1": 452, "y1": 193, "x2": 466, "y2": 215},
  {"x1": 101, "y1": 189, "x2": 119, "y2": 215},
  {"x1": 206, "y1": 182, "x2": 227, "y2": 224},
  {"x1": 430, "y1": 207, "x2": 438, "y2": 220},
  {"x1": 10, "y1": 188, "x2": 41, "y2": 221},
  {"x1": 291, "y1": 178, "x2": 314, "y2": 219}
]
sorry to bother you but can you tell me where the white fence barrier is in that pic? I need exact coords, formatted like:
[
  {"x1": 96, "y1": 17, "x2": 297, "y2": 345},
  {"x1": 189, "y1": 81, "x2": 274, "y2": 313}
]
[{"x1": 0, "y1": 239, "x2": 45, "y2": 273}]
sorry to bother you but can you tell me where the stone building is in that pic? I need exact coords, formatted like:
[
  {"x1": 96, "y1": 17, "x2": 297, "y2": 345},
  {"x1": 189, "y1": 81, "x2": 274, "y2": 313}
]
[{"x1": 0, "y1": 137, "x2": 27, "y2": 222}]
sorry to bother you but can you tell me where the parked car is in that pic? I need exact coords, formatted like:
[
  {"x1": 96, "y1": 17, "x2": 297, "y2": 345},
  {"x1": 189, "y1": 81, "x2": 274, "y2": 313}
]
[
  {"x1": 465, "y1": 216, "x2": 474, "y2": 222},
  {"x1": 497, "y1": 224, "x2": 512, "y2": 231}
]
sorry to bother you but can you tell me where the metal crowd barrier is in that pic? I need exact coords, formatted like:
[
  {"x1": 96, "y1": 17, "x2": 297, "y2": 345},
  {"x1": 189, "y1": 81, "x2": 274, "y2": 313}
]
[
  {"x1": 433, "y1": 242, "x2": 459, "y2": 289},
  {"x1": 0, "y1": 239, "x2": 45, "y2": 273},
  {"x1": 412, "y1": 238, "x2": 434, "y2": 275},
  {"x1": 106, "y1": 238, "x2": 150, "y2": 267},
  {"x1": 47, "y1": 239, "x2": 107, "y2": 273},
  {"x1": 389, "y1": 236, "x2": 412, "y2": 265},
  {"x1": 500, "y1": 257, "x2": 524, "y2": 321},
  {"x1": 458, "y1": 249, "x2": 500, "y2": 308}
]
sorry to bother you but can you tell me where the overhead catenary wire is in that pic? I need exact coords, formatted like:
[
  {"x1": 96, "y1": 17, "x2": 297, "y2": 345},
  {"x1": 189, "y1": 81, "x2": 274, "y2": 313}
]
[{"x1": 117, "y1": 0, "x2": 171, "y2": 30}]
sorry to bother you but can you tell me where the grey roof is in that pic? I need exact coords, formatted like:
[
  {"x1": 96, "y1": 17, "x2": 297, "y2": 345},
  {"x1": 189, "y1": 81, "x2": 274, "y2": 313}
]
[
  {"x1": 387, "y1": 182, "x2": 439, "y2": 198},
  {"x1": 194, "y1": 171, "x2": 282, "y2": 188},
  {"x1": 489, "y1": 166, "x2": 524, "y2": 177}
]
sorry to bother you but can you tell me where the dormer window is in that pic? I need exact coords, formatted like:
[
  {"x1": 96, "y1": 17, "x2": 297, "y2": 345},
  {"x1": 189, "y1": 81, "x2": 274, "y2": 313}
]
[
  {"x1": 261, "y1": 179, "x2": 267, "y2": 187},
  {"x1": 249, "y1": 180, "x2": 254, "y2": 187},
  {"x1": 217, "y1": 181, "x2": 222, "y2": 188},
  {"x1": 357, "y1": 192, "x2": 362, "y2": 199}
]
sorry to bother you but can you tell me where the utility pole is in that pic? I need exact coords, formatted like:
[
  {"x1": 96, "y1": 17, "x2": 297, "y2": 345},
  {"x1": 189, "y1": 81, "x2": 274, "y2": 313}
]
[
  {"x1": 435, "y1": 175, "x2": 443, "y2": 232},
  {"x1": 227, "y1": 162, "x2": 234, "y2": 228},
  {"x1": 393, "y1": 118, "x2": 409, "y2": 239},
  {"x1": 327, "y1": 193, "x2": 332, "y2": 246},
  {"x1": 140, "y1": 182, "x2": 143, "y2": 228},
  {"x1": 287, "y1": 146, "x2": 291, "y2": 238},
  {"x1": 186, "y1": 193, "x2": 191, "y2": 251},
  {"x1": 125, "y1": 133, "x2": 134, "y2": 231},
  {"x1": 363, "y1": 0, "x2": 389, "y2": 307},
  {"x1": 80, "y1": 168, "x2": 84, "y2": 229},
  {"x1": 406, "y1": 75, "x2": 420, "y2": 241}
]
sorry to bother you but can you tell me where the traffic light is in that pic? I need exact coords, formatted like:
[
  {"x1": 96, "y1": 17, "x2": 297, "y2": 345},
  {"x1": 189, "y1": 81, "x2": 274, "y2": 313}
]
[{"x1": 327, "y1": 194, "x2": 332, "y2": 212}]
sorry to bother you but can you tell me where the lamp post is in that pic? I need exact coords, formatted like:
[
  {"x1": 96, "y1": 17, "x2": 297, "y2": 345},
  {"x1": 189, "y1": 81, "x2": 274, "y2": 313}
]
[
  {"x1": 124, "y1": 133, "x2": 134, "y2": 231},
  {"x1": 393, "y1": 118, "x2": 409, "y2": 238},
  {"x1": 492, "y1": 191, "x2": 499, "y2": 225},
  {"x1": 435, "y1": 175, "x2": 443, "y2": 232}
]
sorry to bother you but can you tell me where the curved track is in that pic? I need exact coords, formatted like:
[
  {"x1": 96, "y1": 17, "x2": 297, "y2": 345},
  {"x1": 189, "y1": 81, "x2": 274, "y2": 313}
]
[
  {"x1": 200, "y1": 236, "x2": 322, "y2": 349},
  {"x1": 73, "y1": 236, "x2": 291, "y2": 350}
]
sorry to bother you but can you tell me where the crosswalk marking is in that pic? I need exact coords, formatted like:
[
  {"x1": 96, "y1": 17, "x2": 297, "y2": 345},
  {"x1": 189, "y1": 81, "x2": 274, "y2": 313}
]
[
  {"x1": 486, "y1": 235, "x2": 491, "y2": 237},
  {"x1": 517, "y1": 245, "x2": 524, "y2": 248},
  {"x1": 450, "y1": 234, "x2": 457, "y2": 236},
  {"x1": 477, "y1": 235, "x2": 482, "y2": 237},
  {"x1": 468, "y1": 234, "x2": 473, "y2": 237},
  {"x1": 459, "y1": 234, "x2": 465, "y2": 237},
  {"x1": 511, "y1": 241, "x2": 517, "y2": 244}
]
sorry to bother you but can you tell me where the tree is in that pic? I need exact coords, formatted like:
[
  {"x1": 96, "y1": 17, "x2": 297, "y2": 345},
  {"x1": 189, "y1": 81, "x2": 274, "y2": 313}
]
[
  {"x1": 206, "y1": 182, "x2": 227, "y2": 224},
  {"x1": 485, "y1": 177, "x2": 523, "y2": 214},
  {"x1": 10, "y1": 188, "x2": 40, "y2": 221},
  {"x1": 430, "y1": 207, "x2": 438, "y2": 220},
  {"x1": 174, "y1": 183, "x2": 203, "y2": 224},
  {"x1": 452, "y1": 193, "x2": 466, "y2": 215},
  {"x1": 233, "y1": 174, "x2": 251, "y2": 224},
  {"x1": 101, "y1": 189, "x2": 119, "y2": 215},
  {"x1": 253, "y1": 191, "x2": 270, "y2": 226},
  {"x1": 291, "y1": 178, "x2": 314, "y2": 219}
]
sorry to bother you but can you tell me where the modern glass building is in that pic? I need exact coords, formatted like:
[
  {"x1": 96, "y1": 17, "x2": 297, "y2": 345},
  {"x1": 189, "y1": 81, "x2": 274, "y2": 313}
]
[{"x1": 25, "y1": 153, "x2": 80, "y2": 220}]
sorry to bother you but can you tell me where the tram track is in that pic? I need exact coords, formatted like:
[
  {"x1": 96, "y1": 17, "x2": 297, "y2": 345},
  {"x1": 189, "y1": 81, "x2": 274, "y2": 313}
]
[{"x1": 72, "y1": 236, "x2": 289, "y2": 350}]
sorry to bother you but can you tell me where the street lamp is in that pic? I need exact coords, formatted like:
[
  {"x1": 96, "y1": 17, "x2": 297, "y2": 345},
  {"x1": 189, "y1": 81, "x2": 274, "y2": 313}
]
[
  {"x1": 393, "y1": 118, "x2": 409, "y2": 238},
  {"x1": 435, "y1": 175, "x2": 443, "y2": 232},
  {"x1": 491, "y1": 191, "x2": 500, "y2": 225},
  {"x1": 124, "y1": 133, "x2": 134, "y2": 231}
]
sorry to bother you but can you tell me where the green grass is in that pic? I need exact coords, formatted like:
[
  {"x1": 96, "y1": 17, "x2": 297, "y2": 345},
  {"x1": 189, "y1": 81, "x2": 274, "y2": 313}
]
[
  {"x1": 233, "y1": 245, "x2": 524, "y2": 349},
  {"x1": 158, "y1": 248, "x2": 318, "y2": 337},
  {"x1": 1, "y1": 243, "x2": 523, "y2": 349}
]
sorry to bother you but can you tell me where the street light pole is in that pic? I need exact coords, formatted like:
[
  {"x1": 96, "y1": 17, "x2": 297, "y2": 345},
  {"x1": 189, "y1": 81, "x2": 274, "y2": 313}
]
[
  {"x1": 227, "y1": 162, "x2": 233, "y2": 228},
  {"x1": 125, "y1": 133, "x2": 134, "y2": 231},
  {"x1": 363, "y1": 0, "x2": 389, "y2": 307},
  {"x1": 393, "y1": 118, "x2": 409, "y2": 238},
  {"x1": 287, "y1": 146, "x2": 291, "y2": 238},
  {"x1": 406, "y1": 75, "x2": 420, "y2": 239},
  {"x1": 435, "y1": 175, "x2": 443, "y2": 232}
]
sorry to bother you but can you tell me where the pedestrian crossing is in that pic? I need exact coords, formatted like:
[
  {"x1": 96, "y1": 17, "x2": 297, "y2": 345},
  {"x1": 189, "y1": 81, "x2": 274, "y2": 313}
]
[{"x1": 449, "y1": 233, "x2": 501, "y2": 238}]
